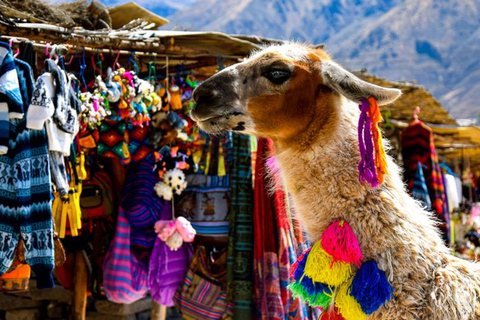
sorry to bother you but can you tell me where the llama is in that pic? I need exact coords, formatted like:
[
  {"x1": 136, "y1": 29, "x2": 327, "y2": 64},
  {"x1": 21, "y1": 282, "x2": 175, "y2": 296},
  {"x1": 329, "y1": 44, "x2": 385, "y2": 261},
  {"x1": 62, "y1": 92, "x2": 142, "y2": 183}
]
[{"x1": 190, "y1": 43, "x2": 480, "y2": 320}]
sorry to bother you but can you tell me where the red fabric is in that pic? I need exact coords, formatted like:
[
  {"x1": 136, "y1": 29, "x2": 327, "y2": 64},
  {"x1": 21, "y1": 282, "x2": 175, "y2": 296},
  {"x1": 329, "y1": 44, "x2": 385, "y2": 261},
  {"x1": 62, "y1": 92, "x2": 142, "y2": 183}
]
[
  {"x1": 253, "y1": 138, "x2": 284, "y2": 319},
  {"x1": 401, "y1": 122, "x2": 447, "y2": 237}
]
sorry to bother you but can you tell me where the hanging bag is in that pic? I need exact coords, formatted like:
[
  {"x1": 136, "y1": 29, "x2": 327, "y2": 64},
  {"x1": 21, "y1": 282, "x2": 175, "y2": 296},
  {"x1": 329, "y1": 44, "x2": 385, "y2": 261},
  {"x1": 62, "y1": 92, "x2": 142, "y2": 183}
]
[
  {"x1": 174, "y1": 246, "x2": 229, "y2": 320},
  {"x1": 102, "y1": 206, "x2": 148, "y2": 304}
]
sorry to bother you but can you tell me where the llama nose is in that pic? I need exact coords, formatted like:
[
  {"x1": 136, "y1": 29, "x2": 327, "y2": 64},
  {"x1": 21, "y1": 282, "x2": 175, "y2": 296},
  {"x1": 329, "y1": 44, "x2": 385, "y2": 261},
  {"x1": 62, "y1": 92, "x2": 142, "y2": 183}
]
[
  {"x1": 191, "y1": 84, "x2": 220, "y2": 120},
  {"x1": 193, "y1": 83, "x2": 217, "y2": 104}
]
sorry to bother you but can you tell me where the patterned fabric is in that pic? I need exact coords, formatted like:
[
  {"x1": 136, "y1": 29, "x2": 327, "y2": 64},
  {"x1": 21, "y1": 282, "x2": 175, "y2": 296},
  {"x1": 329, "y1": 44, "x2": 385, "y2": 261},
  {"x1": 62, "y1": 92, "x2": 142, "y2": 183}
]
[
  {"x1": 103, "y1": 206, "x2": 149, "y2": 303},
  {"x1": 0, "y1": 43, "x2": 24, "y2": 154},
  {"x1": 0, "y1": 118, "x2": 54, "y2": 288},
  {"x1": 121, "y1": 154, "x2": 163, "y2": 265},
  {"x1": 45, "y1": 60, "x2": 77, "y2": 134},
  {"x1": 401, "y1": 122, "x2": 447, "y2": 240},
  {"x1": 412, "y1": 162, "x2": 431, "y2": 210},
  {"x1": 226, "y1": 133, "x2": 254, "y2": 319},
  {"x1": 253, "y1": 139, "x2": 285, "y2": 319},
  {"x1": 174, "y1": 247, "x2": 229, "y2": 320},
  {"x1": 27, "y1": 73, "x2": 77, "y2": 156}
]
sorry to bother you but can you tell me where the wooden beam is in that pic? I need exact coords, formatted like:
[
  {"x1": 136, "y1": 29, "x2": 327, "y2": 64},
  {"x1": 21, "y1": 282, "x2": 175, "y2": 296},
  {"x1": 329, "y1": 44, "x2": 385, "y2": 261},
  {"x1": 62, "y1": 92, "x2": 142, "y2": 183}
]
[{"x1": 71, "y1": 250, "x2": 88, "y2": 320}]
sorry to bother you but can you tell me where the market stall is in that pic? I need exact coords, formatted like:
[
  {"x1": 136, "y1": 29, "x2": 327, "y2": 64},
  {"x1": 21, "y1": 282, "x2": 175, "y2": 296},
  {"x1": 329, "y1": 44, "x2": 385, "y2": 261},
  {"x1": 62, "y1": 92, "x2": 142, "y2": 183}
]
[{"x1": 1, "y1": 2, "x2": 480, "y2": 320}]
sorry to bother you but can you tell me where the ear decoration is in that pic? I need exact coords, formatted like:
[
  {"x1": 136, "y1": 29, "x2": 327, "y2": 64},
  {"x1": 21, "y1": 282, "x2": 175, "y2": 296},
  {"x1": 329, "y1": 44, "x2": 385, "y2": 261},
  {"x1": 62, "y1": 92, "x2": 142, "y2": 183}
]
[
  {"x1": 320, "y1": 60, "x2": 401, "y2": 106},
  {"x1": 358, "y1": 98, "x2": 388, "y2": 188},
  {"x1": 288, "y1": 220, "x2": 394, "y2": 320}
]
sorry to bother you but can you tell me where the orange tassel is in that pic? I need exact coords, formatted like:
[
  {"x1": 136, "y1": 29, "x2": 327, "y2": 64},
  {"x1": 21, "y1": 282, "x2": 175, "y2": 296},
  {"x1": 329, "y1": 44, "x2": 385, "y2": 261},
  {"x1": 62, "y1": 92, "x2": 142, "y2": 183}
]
[{"x1": 368, "y1": 97, "x2": 388, "y2": 184}]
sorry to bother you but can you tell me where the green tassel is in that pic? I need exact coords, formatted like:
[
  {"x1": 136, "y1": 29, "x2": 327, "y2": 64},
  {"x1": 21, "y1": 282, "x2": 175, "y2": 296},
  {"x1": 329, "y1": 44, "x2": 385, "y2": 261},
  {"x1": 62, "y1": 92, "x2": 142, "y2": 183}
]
[{"x1": 288, "y1": 281, "x2": 332, "y2": 309}]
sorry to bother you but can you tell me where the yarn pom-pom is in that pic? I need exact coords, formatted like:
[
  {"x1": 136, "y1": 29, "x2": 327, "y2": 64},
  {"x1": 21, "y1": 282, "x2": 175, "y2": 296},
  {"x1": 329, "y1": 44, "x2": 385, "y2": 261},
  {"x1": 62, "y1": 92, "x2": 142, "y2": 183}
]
[
  {"x1": 320, "y1": 306, "x2": 345, "y2": 320},
  {"x1": 335, "y1": 279, "x2": 366, "y2": 320},
  {"x1": 288, "y1": 281, "x2": 332, "y2": 309},
  {"x1": 321, "y1": 220, "x2": 364, "y2": 267},
  {"x1": 350, "y1": 260, "x2": 394, "y2": 314},
  {"x1": 304, "y1": 242, "x2": 353, "y2": 286}
]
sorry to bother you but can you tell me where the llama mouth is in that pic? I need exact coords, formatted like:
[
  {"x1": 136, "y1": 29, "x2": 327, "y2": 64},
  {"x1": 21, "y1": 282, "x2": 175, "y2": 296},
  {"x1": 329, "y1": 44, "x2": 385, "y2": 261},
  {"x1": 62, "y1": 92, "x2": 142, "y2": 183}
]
[{"x1": 196, "y1": 116, "x2": 231, "y2": 134}]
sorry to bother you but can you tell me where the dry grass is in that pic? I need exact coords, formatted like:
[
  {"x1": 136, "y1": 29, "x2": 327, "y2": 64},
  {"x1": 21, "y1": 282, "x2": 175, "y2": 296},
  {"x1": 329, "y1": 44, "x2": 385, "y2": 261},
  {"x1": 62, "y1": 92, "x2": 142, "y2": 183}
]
[{"x1": 0, "y1": 0, "x2": 110, "y2": 29}]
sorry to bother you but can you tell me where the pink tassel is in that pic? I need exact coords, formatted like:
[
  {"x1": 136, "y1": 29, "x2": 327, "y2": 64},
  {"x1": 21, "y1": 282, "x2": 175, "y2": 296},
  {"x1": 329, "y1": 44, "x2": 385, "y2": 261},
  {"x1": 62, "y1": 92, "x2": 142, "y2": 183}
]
[{"x1": 321, "y1": 220, "x2": 364, "y2": 267}]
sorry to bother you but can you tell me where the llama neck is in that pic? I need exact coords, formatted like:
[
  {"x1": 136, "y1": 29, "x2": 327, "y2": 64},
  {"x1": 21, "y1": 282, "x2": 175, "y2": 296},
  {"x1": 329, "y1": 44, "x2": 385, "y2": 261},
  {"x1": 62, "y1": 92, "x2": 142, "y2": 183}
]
[{"x1": 272, "y1": 98, "x2": 448, "y2": 265}]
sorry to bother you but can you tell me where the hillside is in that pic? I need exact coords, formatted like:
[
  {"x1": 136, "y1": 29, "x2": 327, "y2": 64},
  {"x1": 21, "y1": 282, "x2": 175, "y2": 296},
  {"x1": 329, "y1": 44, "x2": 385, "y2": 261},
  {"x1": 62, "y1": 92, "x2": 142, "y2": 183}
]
[{"x1": 168, "y1": 0, "x2": 480, "y2": 119}]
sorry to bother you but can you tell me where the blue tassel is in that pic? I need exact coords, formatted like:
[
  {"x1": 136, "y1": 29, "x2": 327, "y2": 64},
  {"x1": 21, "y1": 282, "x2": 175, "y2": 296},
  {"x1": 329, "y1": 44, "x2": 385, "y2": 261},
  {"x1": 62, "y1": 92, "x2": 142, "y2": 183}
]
[
  {"x1": 350, "y1": 260, "x2": 394, "y2": 314},
  {"x1": 299, "y1": 275, "x2": 334, "y2": 296},
  {"x1": 293, "y1": 249, "x2": 310, "y2": 282}
]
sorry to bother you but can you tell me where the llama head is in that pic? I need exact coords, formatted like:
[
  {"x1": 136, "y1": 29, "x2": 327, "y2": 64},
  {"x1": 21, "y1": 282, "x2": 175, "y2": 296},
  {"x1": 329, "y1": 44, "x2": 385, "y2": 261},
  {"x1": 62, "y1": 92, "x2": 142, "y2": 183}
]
[{"x1": 191, "y1": 43, "x2": 401, "y2": 138}]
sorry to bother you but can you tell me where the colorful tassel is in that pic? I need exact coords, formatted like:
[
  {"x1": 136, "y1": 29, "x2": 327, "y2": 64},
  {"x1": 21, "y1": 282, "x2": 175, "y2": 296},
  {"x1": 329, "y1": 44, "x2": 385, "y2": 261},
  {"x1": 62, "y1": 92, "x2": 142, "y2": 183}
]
[
  {"x1": 335, "y1": 279, "x2": 366, "y2": 320},
  {"x1": 304, "y1": 242, "x2": 353, "y2": 286},
  {"x1": 358, "y1": 98, "x2": 378, "y2": 187},
  {"x1": 288, "y1": 220, "x2": 395, "y2": 319},
  {"x1": 321, "y1": 220, "x2": 364, "y2": 267},
  {"x1": 320, "y1": 306, "x2": 345, "y2": 320},
  {"x1": 350, "y1": 260, "x2": 394, "y2": 314},
  {"x1": 288, "y1": 281, "x2": 332, "y2": 309},
  {"x1": 292, "y1": 248, "x2": 311, "y2": 280},
  {"x1": 369, "y1": 97, "x2": 389, "y2": 184}
]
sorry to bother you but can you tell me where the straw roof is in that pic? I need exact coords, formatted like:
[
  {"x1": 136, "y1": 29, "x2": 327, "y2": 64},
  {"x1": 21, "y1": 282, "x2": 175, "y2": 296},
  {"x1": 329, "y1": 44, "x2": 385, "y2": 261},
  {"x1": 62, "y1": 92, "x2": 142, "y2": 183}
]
[
  {"x1": 357, "y1": 72, "x2": 457, "y2": 126},
  {"x1": 108, "y1": 2, "x2": 169, "y2": 29}
]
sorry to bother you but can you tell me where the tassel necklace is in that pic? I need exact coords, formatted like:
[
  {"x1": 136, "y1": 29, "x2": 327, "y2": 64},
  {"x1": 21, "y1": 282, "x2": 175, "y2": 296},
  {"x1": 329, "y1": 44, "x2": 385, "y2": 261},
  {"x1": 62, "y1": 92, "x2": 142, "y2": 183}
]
[{"x1": 288, "y1": 220, "x2": 394, "y2": 320}]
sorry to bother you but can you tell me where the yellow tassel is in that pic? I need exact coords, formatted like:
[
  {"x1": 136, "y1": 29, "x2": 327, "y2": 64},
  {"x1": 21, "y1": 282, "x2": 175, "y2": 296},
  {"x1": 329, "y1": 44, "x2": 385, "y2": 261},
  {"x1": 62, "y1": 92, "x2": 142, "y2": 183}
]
[
  {"x1": 304, "y1": 242, "x2": 353, "y2": 286},
  {"x1": 335, "y1": 278, "x2": 366, "y2": 320},
  {"x1": 369, "y1": 97, "x2": 388, "y2": 184}
]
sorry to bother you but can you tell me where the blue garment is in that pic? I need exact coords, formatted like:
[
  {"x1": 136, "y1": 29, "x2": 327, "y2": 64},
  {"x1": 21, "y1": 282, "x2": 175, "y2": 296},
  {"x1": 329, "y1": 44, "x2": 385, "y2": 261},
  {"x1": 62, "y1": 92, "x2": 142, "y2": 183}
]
[
  {"x1": 0, "y1": 118, "x2": 54, "y2": 288},
  {"x1": 0, "y1": 57, "x2": 54, "y2": 289},
  {"x1": 0, "y1": 42, "x2": 24, "y2": 155},
  {"x1": 412, "y1": 162, "x2": 432, "y2": 210},
  {"x1": 15, "y1": 58, "x2": 35, "y2": 111}
]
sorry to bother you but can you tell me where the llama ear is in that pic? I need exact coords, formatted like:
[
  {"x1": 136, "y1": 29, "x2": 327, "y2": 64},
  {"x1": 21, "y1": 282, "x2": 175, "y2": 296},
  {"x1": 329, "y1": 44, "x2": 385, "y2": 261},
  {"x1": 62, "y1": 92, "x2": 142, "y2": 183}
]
[{"x1": 320, "y1": 60, "x2": 402, "y2": 106}]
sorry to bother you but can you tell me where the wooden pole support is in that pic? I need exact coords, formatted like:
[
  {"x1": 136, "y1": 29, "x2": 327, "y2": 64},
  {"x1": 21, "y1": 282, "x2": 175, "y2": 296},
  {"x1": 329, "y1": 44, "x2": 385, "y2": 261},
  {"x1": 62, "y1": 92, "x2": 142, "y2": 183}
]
[
  {"x1": 72, "y1": 250, "x2": 88, "y2": 320},
  {"x1": 150, "y1": 301, "x2": 167, "y2": 320}
]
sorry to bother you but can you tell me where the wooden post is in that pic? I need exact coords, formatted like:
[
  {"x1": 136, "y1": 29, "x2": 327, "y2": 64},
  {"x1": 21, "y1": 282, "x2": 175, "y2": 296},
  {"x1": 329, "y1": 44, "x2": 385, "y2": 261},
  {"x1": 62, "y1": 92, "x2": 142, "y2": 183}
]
[
  {"x1": 150, "y1": 301, "x2": 167, "y2": 320},
  {"x1": 71, "y1": 250, "x2": 88, "y2": 320}
]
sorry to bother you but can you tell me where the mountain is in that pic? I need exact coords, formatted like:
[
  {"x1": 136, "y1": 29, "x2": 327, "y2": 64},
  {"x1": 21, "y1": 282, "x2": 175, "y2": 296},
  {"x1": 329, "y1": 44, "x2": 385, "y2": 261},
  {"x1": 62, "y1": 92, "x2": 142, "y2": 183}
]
[{"x1": 167, "y1": 0, "x2": 480, "y2": 120}]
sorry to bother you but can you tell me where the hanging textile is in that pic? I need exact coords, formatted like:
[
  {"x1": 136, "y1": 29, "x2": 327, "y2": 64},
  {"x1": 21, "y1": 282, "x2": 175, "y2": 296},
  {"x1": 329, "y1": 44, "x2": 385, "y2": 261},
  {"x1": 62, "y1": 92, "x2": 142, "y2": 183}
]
[
  {"x1": 148, "y1": 200, "x2": 193, "y2": 306},
  {"x1": 253, "y1": 138, "x2": 284, "y2": 319},
  {"x1": 411, "y1": 162, "x2": 431, "y2": 210},
  {"x1": 121, "y1": 154, "x2": 164, "y2": 266},
  {"x1": 226, "y1": 133, "x2": 254, "y2": 319},
  {"x1": 0, "y1": 45, "x2": 54, "y2": 288},
  {"x1": 102, "y1": 206, "x2": 149, "y2": 304},
  {"x1": 401, "y1": 121, "x2": 447, "y2": 241}
]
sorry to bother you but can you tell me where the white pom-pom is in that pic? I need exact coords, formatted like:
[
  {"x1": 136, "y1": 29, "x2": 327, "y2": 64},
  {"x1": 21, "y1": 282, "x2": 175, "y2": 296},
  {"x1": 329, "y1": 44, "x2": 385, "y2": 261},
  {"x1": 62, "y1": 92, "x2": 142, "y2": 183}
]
[
  {"x1": 154, "y1": 181, "x2": 173, "y2": 201},
  {"x1": 164, "y1": 169, "x2": 187, "y2": 196}
]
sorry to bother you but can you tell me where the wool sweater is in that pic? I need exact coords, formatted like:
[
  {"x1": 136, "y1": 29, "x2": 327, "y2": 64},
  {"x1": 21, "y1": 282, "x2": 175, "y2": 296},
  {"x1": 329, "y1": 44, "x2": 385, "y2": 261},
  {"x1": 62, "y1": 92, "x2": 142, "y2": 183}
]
[
  {"x1": 27, "y1": 66, "x2": 78, "y2": 156},
  {"x1": 0, "y1": 43, "x2": 24, "y2": 155}
]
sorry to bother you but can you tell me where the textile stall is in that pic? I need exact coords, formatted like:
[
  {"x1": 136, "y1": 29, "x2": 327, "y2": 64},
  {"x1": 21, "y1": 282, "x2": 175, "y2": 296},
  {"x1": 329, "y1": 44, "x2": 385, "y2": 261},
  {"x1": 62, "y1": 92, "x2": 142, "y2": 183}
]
[{"x1": 0, "y1": 2, "x2": 320, "y2": 320}]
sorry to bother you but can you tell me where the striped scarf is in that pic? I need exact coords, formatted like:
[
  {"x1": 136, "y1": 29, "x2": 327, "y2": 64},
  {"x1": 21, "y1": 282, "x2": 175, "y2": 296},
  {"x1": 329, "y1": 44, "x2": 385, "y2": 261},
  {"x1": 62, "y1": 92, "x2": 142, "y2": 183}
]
[{"x1": 227, "y1": 133, "x2": 254, "y2": 319}]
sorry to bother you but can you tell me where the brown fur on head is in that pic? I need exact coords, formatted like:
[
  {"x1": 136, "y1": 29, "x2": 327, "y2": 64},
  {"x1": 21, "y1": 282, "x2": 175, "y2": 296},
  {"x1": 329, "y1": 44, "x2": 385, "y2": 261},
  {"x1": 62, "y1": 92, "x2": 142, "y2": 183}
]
[{"x1": 191, "y1": 43, "x2": 401, "y2": 145}]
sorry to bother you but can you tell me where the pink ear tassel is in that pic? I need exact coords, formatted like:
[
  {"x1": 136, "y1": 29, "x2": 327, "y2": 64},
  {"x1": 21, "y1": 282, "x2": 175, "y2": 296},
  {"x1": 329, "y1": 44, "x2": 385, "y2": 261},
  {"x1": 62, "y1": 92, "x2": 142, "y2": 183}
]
[{"x1": 321, "y1": 220, "x2": 364, "y2": 267}]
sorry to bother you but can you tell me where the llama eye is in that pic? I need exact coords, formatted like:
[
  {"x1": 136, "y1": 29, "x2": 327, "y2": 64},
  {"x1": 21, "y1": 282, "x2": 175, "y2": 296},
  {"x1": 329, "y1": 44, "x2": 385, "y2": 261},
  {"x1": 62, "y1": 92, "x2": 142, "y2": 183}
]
[{"x1": 263, "y1": 69, "x2": 291, "y2": 85}]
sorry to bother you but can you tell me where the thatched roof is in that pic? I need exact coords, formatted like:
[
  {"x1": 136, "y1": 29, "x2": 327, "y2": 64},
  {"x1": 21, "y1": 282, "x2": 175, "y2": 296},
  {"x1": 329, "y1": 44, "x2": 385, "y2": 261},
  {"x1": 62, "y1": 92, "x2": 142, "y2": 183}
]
[
  {"x1": 357, "y1": 72, "x2": 457, "y2": 126},
  {"x1": 108, "y1": 2, "x2": 169, "y2": 29},
  {"x1": 0, "y1": 0, "x2": 111, "y2": 30}
]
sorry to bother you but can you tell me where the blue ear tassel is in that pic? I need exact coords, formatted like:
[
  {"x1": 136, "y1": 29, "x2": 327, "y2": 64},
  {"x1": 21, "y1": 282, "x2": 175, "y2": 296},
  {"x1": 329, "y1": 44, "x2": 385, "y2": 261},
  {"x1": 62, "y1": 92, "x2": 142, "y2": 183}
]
[{"x1": 350, "y1": 260, "x2": 394, "y2": 314}]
